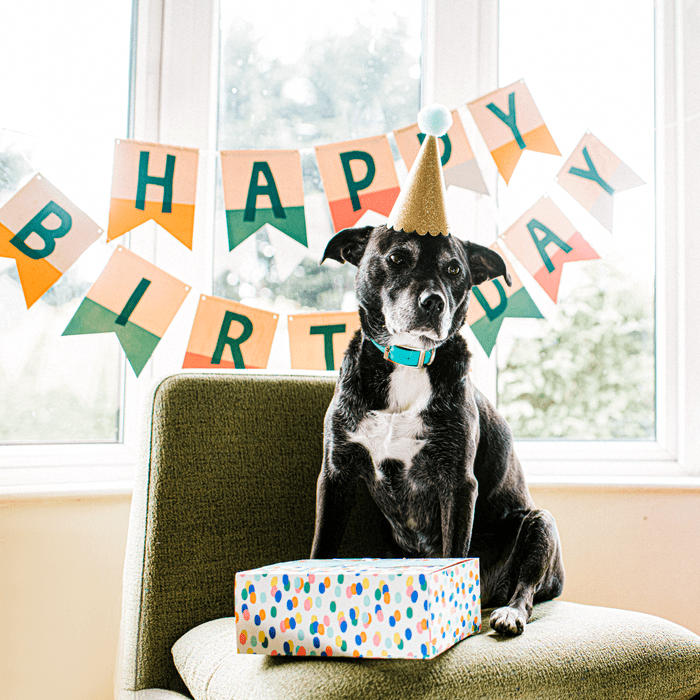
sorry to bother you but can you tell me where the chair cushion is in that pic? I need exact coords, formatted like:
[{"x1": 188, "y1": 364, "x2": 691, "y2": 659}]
[{"x1": 172, "y1": 600, "x2": 700, "y2": 700}]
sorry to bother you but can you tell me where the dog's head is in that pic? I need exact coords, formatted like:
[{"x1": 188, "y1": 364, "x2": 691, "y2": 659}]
[{"x1": 322, "y1": 225, "x2": 512, "y2": 350}]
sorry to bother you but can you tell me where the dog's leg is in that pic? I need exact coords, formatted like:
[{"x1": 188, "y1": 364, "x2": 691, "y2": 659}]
[
  {"x1": 441, "y1": 478, "x2": 478, "y2": 558},
  {"x1": 310, "y1": 468, "x2": 357, "y2": 559},
  {"x1": 489, "y1": 509, "x2": 564, "y2": 636}
]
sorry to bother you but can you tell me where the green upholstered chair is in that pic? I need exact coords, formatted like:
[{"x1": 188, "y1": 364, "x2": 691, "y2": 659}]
[{"x1": 116, "y1": 371, "x2": 700, "y2": 700}]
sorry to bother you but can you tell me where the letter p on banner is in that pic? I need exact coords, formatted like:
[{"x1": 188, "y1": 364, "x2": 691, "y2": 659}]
[
  {"x1": 107, "y1": 139, "x2": 199, "y2": 249},
  {"x1": 183, "y1": 295, "x2": 279, "y2": 369},
  {"x1": 0, "y1": 174, "x2": 103, "y2": 308}
]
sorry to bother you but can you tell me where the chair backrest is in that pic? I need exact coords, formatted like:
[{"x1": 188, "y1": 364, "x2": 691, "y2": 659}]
[{"x1": 117, "y1": 371, "x2": 390, "y2": 698}]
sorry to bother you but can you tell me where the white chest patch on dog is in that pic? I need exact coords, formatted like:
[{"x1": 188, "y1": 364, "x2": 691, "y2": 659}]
[{"x1": 350, "y1": 366, "x2": 431, "y2": 478}]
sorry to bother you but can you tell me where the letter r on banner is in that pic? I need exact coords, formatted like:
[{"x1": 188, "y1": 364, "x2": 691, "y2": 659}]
[{"x1": 212, "y1": 310, "x2": 254, "y2": 368}]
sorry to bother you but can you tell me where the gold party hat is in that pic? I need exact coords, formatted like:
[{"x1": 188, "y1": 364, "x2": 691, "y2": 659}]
[{"x1": 387, "y1": 104, "x2": 453, "y2": 237}]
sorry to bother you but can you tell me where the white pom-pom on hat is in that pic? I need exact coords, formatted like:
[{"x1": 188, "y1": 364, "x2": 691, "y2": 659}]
[{"x1": 417, "y1": 103, "x2": 453, "y2": 137}]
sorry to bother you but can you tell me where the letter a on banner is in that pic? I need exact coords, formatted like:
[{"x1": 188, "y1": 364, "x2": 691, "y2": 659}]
[
  {"x1": 0, "y1": 174, "x2": 103, "y2": 308},
  {"x1": 501, "y1": 196, "x2": 599, "y2": 303},
  {"x1": 288, "y1": 311, "x2": 361, "y2": 370},
  {"x1": 220, "y1": 149, "x2": 307, "y2": 251},
  {"x1": 555, "y1": 131, "x2": 645, "y2": 232},
  {"x1": 183, "y1": 294, "x2": 278, "y2": 369},
  {"x1": 107, "y1": 139, "x2": 199, "y2": 249},
  {"x1": 466, "y1": 243, "x2": 543, "y2": 357},
  {"x1": 468, "y1": 80, "x2": 560, "y2": 184},
  {"x1": 394, "y1": 110, "x2": 488, "y2": 195},
  {"x1": 62, "y1": 246, "x2": 190, "y2": 376},
  {"x1": 315, "y1": 135, "x2": 400, "y2": 232}
]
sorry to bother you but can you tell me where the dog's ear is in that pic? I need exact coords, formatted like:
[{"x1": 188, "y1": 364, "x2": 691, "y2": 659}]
[
  {"x1": 464, "y1": 241, "x2": 513, "y2": 287},
  {"x1": 321, "y1": 226, "x2": 374, "y2": 267}
]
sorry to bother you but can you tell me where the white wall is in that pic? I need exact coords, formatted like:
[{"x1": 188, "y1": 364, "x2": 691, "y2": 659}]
[{"x1": 1, "y1": 486, "x2": 698, "y2": 700}]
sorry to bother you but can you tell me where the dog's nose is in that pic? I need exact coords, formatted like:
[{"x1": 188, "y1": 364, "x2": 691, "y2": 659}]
[{"x1": 419, "y1": 292, "x2": 445, "y2": 314}]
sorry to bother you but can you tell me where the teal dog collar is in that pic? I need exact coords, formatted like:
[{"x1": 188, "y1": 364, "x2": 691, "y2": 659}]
[{"x1": 370, "y1": 338, "x2": 436, "y2": 369}]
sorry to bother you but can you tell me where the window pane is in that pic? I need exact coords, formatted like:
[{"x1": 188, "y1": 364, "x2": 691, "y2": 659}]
[
  {"x1": 216, "y1": 0, "x2": 422, "y2": 368},
  {"x1": 496, "y1": 0, "x2": 655, "y2": 440},
  {"x1": 0, "y1": 0, "x2": 132, "y2": 443}
]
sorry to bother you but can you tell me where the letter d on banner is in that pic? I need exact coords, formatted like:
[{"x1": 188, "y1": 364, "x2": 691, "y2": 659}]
[{"x1": 183, "y1": 295, "x2": 278, "y2": 369}]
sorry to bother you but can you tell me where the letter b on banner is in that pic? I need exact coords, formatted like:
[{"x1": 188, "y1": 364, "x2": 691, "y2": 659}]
[{"x1": 10, "y1": 201, "x2": 72, "y2": 260}]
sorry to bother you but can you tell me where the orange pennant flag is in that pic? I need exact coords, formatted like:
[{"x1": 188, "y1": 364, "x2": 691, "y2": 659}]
[
  {"x1": 0, "y1": 174, "x2": 102, "y2": 308},
  {"x1": 288, "y1": 311, "x2": 361, "y2": 371},
  {"x1": 315, "y1": 135, "x2": 400, "y2": 232},
  {"x1": 107, "y1": 139, "x2": 199, "y2": 249},
  {"x1": 468, "y1": 80, "x2": 560, "y2": 184},
  {"x1": 183, "y1": 294, "x2": 279, "y2": 370},
  {"x1": 500, "y1": 197, "x2": 599, "y2": 303}
]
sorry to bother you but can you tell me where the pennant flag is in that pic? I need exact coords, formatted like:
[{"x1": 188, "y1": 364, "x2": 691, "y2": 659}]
[
  {"x1": 63, "y1": 246, "x2": 190, "y2": 376},
  {"x1": 468, "y1": 80, "x2": 560, "y2": 184},
  {"x1": 107, "y1": 139, "x2": 199, "y2": 249},
  {"x1": 466, "y1": 243, "x2": 543, "y2": 356},
  {"x1": 555, "y1": 132, "x2": 645, "y2": 232},
  {"x1": 0, "y1": 174, "x2": 103, "y2": 308},
  {"x1": 501, "y1": 196, "x2": 599, "y2": 303},
  {"x1": 221, "y1": 149, "x2": 308, "y2": 252},
  {"x1": 315, "y1": 135, "x2": 400, "y2": 232},
  {"x1": 393, "y1": 110, "x2": 488, "y2": 195},
  {"x1": 183, "y1": 294, "x2": 278, "y2": 369},
  {"x1": 288, "y1": 311, "x2": 361, "y2": 370}
]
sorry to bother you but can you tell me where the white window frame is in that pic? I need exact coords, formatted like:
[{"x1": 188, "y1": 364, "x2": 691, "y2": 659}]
[{"x1": 3, "y1": 0, "x2": 698, "y2": 495}]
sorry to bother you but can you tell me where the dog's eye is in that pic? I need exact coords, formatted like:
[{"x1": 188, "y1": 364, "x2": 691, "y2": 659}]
[
  {"x1": 447, "y1": 263, "x2": 461, "y2": 276},
  {"x1": 389, "y1": 253, "x2": 405, "y2": 266}
]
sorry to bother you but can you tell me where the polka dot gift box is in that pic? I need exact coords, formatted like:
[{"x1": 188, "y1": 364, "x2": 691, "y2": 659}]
[{"x1": 235, "y1": 558, "x2": 480, "y2": 659}]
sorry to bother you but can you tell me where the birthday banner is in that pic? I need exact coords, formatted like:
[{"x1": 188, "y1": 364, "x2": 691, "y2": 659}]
[
  {"x1": 183, "y1": 294, "x2": 278, "y2": 370},
  {"x1": 107, "y1": 139, "x2": 199, "y2": 249},
  {"x1": 394, "y1": 109, "x2": 488, "y2": 195},
  {"x1": 468, "y1": 80, "x2": 560, "y2": 184},
  {"x1": 288, "y1": 311, "x2": 361, "y2": 371},
  {"x1": 0, "y1": 174, "x2": 102, "y2": 308},
  {"x1": 467, "y1": 243, "x2": 543, "y2": 357},
  {"x1": 315, "y1": 134, "x2": 401, "y2": 232},
  {"x1": 62, "y1": 246, "x2": 190, "y2": 376},
  {"x1": 0, "y1": 79, "x2": 649, "y2": 374},
  {"x1": 221, "y1": 149, "x2": 308, "y2": 251}
]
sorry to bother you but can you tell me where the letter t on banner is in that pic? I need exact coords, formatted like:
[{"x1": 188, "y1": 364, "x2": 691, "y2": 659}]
[
  {"x1": 288, "y1": 311, "x2": 361, "y2": 370},
  {"x1": 107, "y1": 139, "x2": 199, "y2": 249},
  {"x1": 0, "y1": 173, "x2": 103, "y2": 308}
]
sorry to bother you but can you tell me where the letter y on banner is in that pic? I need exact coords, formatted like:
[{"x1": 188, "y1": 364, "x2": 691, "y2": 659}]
[
  {"x1": 107, "y1": 139, "x2": 199, "y2": 249},
  {"x1": 468, "y1": 80, "x2": 560, "y2": 184},
  {"x1": 62, "y1": 246, "x2": 190, "y2": 376},
  {"x1": 0, "y1": 173, "x2": 103, "y2": 308}
]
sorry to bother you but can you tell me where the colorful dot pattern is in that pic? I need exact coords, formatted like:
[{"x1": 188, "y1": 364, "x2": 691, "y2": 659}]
[{"x1": 235, "y1": 558, "x2": 480, "y2": 659}]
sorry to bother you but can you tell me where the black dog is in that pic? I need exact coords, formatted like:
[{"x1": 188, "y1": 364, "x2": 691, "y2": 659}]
[{"x1": 310, "y1": 224, "x2": 564, "y2": 636}]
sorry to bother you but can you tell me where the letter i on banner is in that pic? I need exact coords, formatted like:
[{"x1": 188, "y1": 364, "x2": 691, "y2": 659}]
[
  {"x1": 220, "y1": 150, "x2": 307, "y2": 251},
  {"x1": 468, "y1": 80, "x2": 560, "y2": 184},
  {"x1": 62, "y1": 246, "x2": 190, "y2": 376},
  {"x1": 555, "y1": 131, "x2": 645, "y2": 232},
  {"x1": 393, "y1": 110, "x2": 488, "y2": 195},
  {"x1": 107, "y1": 139, "x2": 199, "y2": 249},
  {"x1": 315, "y1": 135, "x2": 401, "y2": 232},
  {"x1": 466, "y1": 243, "x2": 543, "y2": 357},
  {"x1": 0, "y1": 174, "x2": 103, "y2": 308},
  {"x1": 183, "y1": 295, "x2": 278, "y2": 369},
  {"x1": 500, "y1": 196, "x2": 599, "y2": 303},
  {"x1": 288, "y1": 311, "x2": 361, "y2": 370}
]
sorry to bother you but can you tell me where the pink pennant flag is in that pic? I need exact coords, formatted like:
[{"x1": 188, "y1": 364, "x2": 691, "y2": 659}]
[{"x1": 500, "y1": 197, "x2": 599, "y2": 303}]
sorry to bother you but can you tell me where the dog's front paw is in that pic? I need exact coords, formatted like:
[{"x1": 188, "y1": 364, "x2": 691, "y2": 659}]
[{"x1": 489, "y1": 606, "x2": 526, "y2": 636}]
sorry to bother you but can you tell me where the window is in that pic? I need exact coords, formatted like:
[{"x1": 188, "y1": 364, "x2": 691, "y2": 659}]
[
  {"x1": 2, "y1": 0, "x2": 698, "y2": 489},
  {"x1": 0, "y1": 0, "x2": 132, "y2": 445}
]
